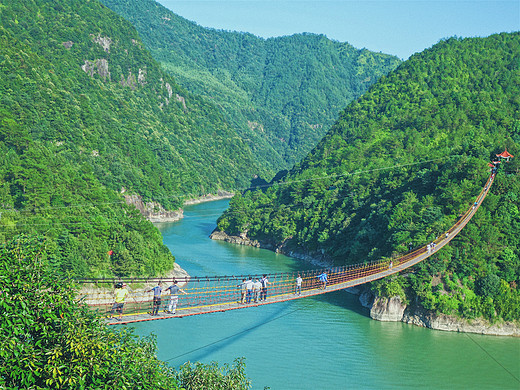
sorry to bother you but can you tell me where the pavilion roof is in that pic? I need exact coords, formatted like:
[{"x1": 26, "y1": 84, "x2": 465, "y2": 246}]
[{"x1": 496, "y1": 149, "x2": 514, "y2": 158}]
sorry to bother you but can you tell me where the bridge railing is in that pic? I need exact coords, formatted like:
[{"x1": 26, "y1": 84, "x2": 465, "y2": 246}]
[{"x1": 77, "y1": 173, "x2": 494, "y2": 322}]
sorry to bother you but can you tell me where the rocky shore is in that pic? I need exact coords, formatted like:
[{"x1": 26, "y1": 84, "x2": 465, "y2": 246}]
[
  {"x1": 184, "y1": 190, "x2": 234, "y2": 205},
  {"x1": 209, "y1": 229, "x2": 333, "y2": 268},
  {"x1": 125, "y1": 191, "x2": 234, "y2": 223},
  {"x1": 211, "y1": 230, "x2": 520, "y2": 337},
  {"x1": 357, "y1": 288, "x2": 519, "y2": 337}
]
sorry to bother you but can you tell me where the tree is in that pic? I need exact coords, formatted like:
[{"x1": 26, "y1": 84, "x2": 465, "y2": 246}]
[{"x1": 475, "y1": 273, "x2": 501, "y2": 298}]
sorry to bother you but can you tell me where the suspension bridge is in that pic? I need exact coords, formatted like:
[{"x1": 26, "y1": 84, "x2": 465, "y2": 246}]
[{"x1": 80, "y1": 172, "x2": 495, "y2": 325}]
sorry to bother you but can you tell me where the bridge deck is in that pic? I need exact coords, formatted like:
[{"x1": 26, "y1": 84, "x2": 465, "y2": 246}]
[{"x1": 82, "y1": 173, "x2": 494, "y2": 326}]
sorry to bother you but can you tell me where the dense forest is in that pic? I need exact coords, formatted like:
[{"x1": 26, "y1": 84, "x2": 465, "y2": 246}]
[
  {"x1": 0, "y1": 0, "x2": 401, "y2": 279},
  {"x1": 100, "y1": 0, "x2": 401, "y2": 171},
  {"x1": 0, "y1": 0, "x2": 265, "y2": 277},
  {"x1": 216, "y1": 33, "x2": 520, "y2": 322}
]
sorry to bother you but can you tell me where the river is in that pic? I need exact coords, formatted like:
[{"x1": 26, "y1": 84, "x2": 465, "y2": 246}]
[{"x1": 132, "y1": 199, "x2": 519, "y2": 389}]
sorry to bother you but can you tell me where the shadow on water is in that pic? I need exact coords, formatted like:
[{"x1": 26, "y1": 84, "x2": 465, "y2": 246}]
[
  {"x1": 168, "y1": 304, "x2": 291, "y2": 364},
  {"x1": 311, "y1": 288, "x2": 371, "y2": 318}
]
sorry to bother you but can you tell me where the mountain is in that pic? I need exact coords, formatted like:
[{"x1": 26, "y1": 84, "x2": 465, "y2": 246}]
[
  {"x1": 100, "y1": 0, "x2": 402, "y2": 174},
  {"x1": 0, "y1": 0, "x2": 263, "y2": 277},
  {"x1": 215, "y1": 33, "x2": 520, "y2": 321}
]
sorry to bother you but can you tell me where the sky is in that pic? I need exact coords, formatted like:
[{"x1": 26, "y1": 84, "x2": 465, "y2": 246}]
[{"x1": 156, "y1": 0, "x2": 519, "y2": 59}]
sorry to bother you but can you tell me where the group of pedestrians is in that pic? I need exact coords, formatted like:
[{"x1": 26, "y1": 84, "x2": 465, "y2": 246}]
[
  {"x1": 146, "y1": 280, "x2": 187, "y2": 316},
  {"x1": 109, "y1": 271, "x2": 332, "y2": 320},
  {"x1": 240, "y1": 274, "x2": 270, "y2": 304},
  {"x1": 108, "y1": 279, "x2": 187, "y2": 321},
  {"x1": 238, "y1": 271, "x2": 327, "y2": 304}
]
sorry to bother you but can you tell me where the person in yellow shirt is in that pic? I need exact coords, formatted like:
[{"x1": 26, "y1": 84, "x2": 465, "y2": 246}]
[{"x1": 109, "y1": 282, "x2": 129, "y2": 321}]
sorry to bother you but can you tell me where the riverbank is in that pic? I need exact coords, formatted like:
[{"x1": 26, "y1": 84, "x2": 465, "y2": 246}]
[
  {"x1": 210, "y1": 229, "x2": 520, "y2": 337},
  {"x1": 210, "y1": 229, "x2": 334, "y2": 268},
  {"x1": 184, "y1": 191, "x2": 234, "y2": 205},
  {"x1": 126, "y1": 191, "x2": 235, "y2": 223},
  {"x1": 355, "y1": 287, "x2": 520, "y2": 337}
]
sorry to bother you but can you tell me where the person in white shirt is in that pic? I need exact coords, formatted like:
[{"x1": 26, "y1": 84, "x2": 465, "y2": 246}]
[
  {"x1": 239, "y1": 278, "x2": 247, "y2": 304},
  {"x1": 295, "y1": 274, "x2": 302, "y2": 296},
  {"x1": 253, "y1": 278, "x2": 262, "y2": 303},
  {"x1": 245, "y1": 277, "x2": 253, "y2": 304},
  {"x1": 164, "y1": 280, "x2": 187, "y2": 314}
]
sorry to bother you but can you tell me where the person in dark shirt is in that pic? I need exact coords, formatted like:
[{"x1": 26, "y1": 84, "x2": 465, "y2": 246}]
[
  {"x1": 146, "y1": 281, "x2": 163, "y2": 316},
  {"x1": 260, "y1": 274, "x2": 271, "y2": 301},
  {"x1": 317, "y1": 272, "x2": 328, "y2": 289}
]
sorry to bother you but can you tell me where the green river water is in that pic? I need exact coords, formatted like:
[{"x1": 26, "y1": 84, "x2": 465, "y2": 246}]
[{"x1": 131, "y1": 200, "x2": 519, "y2": 389}]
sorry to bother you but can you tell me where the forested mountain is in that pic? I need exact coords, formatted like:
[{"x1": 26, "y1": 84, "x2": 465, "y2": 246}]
[
  {"x1": 100, "y1": 0, "x2": 401, "y2": 173},
  {"x1": 0, "y1": 0, "x2": 263, "y2": 277},
  {"x1": 216, "y1": 33, "x2": 520, "y2": 321}
]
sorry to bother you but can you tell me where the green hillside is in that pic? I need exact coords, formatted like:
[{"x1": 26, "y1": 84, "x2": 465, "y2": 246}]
[
  {"x1": 216, "y1": 33, "x2": 520, "y2": 321},
  {"x1": 100, "y1": 0, "x2": 401, "y2": 172},
  {"x1": 0, "y1": 0, "x2": 262, "y2": 277}
]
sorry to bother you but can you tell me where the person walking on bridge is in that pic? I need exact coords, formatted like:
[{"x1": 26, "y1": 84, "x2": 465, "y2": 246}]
[
  {"x1": 253, "y1": 278, "x2": 262, "y2": 303},
  {"x1": 317, "y1": 272, "x2": 328, "y2": 289},
  {"x1": 109, "y1": 282, "x2": 129, "y2": 321},
  {"x1": 295, "y1": 274, "x2": 303, "y2": 296},
  {"x1": 165, "y1": 280, "x2": 187, "y2": 314},
  {"x1": 245, "y1": 277, "x2": 253, "y2": 304},
  {"x1": 146, "y1": 281, "x2": 163, "y2": 316},
  {"x1": 239, "y1": 278, "x2": 247, "y2": 304},
  {"x1": 260, "y1": 274, "x2": 271, "y2": 301}
]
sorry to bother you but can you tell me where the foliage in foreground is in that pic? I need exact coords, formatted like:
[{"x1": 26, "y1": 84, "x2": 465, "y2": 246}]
[
  {"x1": 177, "y1": 358, "x2": 251, "y2": 390},
  {"x1": 0, "y1": 235, "x2": 251, "y2": 389}
]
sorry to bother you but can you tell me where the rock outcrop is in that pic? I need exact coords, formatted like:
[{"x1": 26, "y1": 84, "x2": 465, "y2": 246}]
[
  {"x1": 357, "y1": 288, "x2": 519, "y2": 336},
  {"x1": 370, "y1": 296, "x2": 407, "y2": 322},
  {"x1": 401, "y1": 308, "x2": 519, "y2": 336},
  {"x1": 82, "y1": 58, "x2": 111, "y2": 81},
  {"x1": 210, "y1": 230, "x2": 265, "y2": 248},
  {"x1": 124, "y1": 193, "x2": 183, "y2": 223}
]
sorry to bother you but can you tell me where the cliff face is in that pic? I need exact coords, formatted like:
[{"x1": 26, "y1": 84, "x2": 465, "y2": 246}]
[
  {"x1": 124, "y1": 194, "x2": 183, "y2": 222},
  {"x1": 125, "y1": 192, "x2": 235, "y2": 223},
  {"x1": 370, "y1": 296, "x2": 407, "y2": 322},
  {"x1": 360, "y1": 290, "x2": 519, "y2": 337}
]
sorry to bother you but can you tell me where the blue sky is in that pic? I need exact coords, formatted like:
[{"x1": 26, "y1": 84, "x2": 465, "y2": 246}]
[{"x1": 157, "y1": 0, "x2": 519, "y2": 59}]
